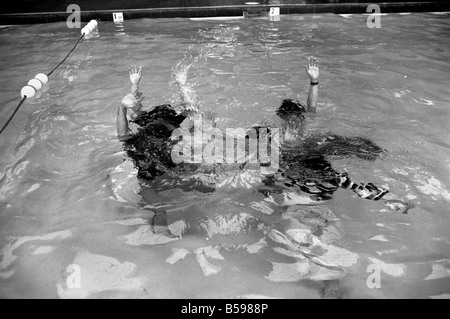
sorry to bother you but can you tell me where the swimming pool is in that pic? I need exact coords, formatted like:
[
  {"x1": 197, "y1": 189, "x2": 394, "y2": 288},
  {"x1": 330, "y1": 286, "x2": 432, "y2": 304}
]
[{"x1": 0, "y1": 12, "x2": 449, "y2": 299}]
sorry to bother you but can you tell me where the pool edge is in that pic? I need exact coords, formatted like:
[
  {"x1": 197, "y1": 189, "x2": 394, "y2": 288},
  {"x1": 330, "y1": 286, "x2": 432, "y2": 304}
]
[{"x1": 0, "y1": 2, "x2": 449, "y2": 25}]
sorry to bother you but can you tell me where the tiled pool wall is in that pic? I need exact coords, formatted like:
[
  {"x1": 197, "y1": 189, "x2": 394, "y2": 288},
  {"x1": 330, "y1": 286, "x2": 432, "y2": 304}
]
[{"x1": 0, "y1": 1, "x2": 449, "y2": 24}]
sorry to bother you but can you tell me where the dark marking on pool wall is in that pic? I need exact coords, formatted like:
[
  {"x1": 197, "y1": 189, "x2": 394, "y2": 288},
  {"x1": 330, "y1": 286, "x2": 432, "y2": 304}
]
[{"x1": 0, "y1": 1, "x2": 449, "y2": 24}]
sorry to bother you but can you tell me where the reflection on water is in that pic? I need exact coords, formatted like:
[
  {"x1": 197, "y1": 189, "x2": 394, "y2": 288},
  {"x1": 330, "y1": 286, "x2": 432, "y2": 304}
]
[
  {"x1": 0, "y1": 13, "x2": 450, "y2": 299},
  {"x1": 114, "y1": 22, "x2": 126, "y2": 36}
]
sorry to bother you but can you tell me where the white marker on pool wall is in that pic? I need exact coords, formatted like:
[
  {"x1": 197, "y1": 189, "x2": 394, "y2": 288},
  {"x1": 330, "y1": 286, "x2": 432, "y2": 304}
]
[
  {"x1": 270, "y1": 7, "x2": 280, "y2": 16},
  {"x1": 113, "y1": 12, "x2": 124, "y2": 23},
  {"x1": 269, "y1": 7, "x2": 280, "y2": 22}
]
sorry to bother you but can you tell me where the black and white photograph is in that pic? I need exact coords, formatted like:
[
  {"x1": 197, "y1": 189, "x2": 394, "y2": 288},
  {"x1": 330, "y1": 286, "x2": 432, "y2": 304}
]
[{"x1": 0, "y1": 0, "x2": 449, "y2": 302}]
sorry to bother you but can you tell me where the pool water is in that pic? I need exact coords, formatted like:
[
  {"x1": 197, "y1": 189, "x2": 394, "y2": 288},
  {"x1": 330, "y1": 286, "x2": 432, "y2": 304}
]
[{"x1": 0, "y1": 13, "x2": 449, "y2": 299}]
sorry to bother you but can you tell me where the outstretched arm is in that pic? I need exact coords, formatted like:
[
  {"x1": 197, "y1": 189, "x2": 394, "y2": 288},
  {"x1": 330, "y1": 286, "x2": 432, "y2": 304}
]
[
  {"x1": 117, "y1": 91, "x2": 145, "y2": 139},
  {"x1": 336, "y1": 173, "x2": 414, "y2": 214},
  {"x1": 117, "y1": 66, "x2": 145, "y2": 140},
  {"x1": 305, "y1": 57, "x2": 319, "y2": 113},
  {"x1": 175, "y1": 70, "x2": 198, "y2": 116},
  {"x1": 127, "y1": 65, "x2": 145, "y2": 118}
]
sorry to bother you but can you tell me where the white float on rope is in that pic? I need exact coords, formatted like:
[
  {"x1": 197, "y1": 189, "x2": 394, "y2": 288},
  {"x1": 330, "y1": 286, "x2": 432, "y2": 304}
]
[
  {"x1": 27, "y1": 78, "x2": 43, "y2": 91},
  {"x1": 20, "y1": 85, "x2": 36, "y2": 98},
  {"x1": 35, "y1": 73, "x2": 48, "y2": 85}
]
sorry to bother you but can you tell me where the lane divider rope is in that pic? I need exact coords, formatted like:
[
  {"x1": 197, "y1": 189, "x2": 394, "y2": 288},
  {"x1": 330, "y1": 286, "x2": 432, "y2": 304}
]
[{"x1": 0, "y1": 19, "x2": 99, "y2": 136}]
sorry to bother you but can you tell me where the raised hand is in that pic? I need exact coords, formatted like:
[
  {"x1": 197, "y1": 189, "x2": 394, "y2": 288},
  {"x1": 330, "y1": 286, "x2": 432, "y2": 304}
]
[
  {"x1": 283, "y1": 118, "x2": 301, "y2": 143},
  {"x1": 202, "y1": 110, "x2": 216, "y2": 129},
  {"x1": 129, "y1": 65, "x2": 142, "y2": 86},
  {"x1": 305, "y1": 57, "x2": 319, "y2": 82}
]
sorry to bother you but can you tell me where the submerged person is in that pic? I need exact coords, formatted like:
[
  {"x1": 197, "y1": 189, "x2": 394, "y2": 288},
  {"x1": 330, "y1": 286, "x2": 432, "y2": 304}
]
[
  {"x1": 114, "y1": 60, "x2": 413, "y2": 298},
  {"x1": 116, "y1": 62, "x2": 411, "y2": 211},
  {"x1": 117, "y1": 65, "x2": 213, "y2": 189},
  {"x1": 112, "y1": 64, "x2": 209, "y2": 245},
  {"x1": 252, "y1": 58, "x2": 413, "y2": 298},
  {"x1": 259, "y1": 58, "x2": 413, "y2": 210}
]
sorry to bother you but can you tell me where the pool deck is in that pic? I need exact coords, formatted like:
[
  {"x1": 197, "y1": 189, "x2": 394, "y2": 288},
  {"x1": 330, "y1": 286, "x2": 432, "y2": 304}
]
[{"x1": 1, "y1": 1, "x2": 449, "y2": 24}]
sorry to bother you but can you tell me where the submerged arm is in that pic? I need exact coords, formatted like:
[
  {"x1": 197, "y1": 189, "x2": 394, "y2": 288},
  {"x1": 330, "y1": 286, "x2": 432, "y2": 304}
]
[
  {"x1": 336, "y1": 173, "x2": 414, "y2": 214},
  {"x1": 305, "y1": 57, "x2": 319, "y2": 113},
  {"x1": 337, "y1": 173, "x2": 389, "y2": 200}
]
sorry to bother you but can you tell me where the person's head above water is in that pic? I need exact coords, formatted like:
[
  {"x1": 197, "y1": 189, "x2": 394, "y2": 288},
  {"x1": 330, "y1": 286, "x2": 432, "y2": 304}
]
[
  {"x1": 276, "y1": 99, "x2": 307, "y2": 144},
  {"x1": 276, "y1": 99, "x2": 306, "y2": 123}
]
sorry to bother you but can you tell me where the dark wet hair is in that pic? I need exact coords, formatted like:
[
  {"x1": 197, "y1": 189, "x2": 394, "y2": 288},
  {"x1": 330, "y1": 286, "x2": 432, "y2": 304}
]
[
  {"x1": 123, "y1": 105, "x2": 186, "y2": 180},
  {"x1": 298, "y1": 134, "x2": 387, "y2": 162},
  {"x1": 132, "y1": 104, "x2": 185, "y2": 129},
  {"x1": 276, "y1": 99, "x2": 306, "y2": 121}
]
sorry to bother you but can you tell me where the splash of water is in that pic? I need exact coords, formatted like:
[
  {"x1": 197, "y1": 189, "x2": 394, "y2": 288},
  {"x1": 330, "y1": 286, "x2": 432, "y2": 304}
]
[{"x1": 168, "y1": 45, "x2": 210, "y2": 111}]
